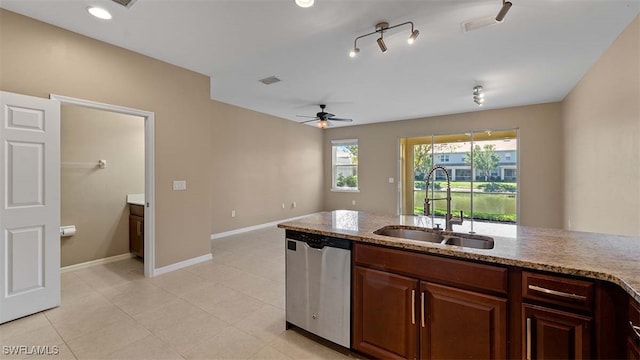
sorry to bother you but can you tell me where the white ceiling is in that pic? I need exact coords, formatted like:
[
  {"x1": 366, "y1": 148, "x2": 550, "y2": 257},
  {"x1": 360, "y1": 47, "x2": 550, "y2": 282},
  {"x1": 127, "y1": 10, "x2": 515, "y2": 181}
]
[{"x1": 2, "y1": 0, "x2": 638, "y2": 127}]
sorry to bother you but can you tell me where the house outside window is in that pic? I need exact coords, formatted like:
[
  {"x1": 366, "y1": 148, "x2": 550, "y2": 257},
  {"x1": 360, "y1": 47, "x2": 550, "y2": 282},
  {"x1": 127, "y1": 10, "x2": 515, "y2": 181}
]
[{"x1": 332, "y1": 139, "x2": 358, "y2": 191}]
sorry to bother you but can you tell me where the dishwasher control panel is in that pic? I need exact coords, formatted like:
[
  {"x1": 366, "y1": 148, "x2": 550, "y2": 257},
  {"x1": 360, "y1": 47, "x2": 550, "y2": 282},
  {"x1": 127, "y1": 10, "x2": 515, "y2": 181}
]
[{"x1": 286, "y1": 230, "x2": 352, "y2": 250}]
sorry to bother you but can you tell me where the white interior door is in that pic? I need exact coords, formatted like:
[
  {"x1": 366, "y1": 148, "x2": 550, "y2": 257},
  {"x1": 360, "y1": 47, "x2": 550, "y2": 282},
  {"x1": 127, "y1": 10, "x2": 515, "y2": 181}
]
[{"x1": 0, "y1": 91, "x2": 60, "y2": 324}]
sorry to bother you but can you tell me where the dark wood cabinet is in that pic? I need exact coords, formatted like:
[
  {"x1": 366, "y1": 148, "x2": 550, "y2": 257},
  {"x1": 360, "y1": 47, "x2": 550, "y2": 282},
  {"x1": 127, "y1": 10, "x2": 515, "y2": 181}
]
[
  {"x1": 421, "y1": 282, "x2": 507, "y2": 359},
  {"x1": 353, "y1": 266, "x2": 418, "y2": 360},
  {"x1": 129, "y1": 204, "x2": 144, "y2": 258},
  {"x1": 523, "y1": 304, "x2": 592, "y2": 359},
  {"x1": 353, "y1": 244, "x2": 508, "y2": 359},
  {"x1": 629, "y1": 299, "x2": 640, "y2": 359}
]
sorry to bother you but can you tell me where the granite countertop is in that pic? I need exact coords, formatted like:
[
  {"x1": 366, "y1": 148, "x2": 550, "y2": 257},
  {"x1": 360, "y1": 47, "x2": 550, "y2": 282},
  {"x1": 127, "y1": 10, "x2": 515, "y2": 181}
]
[{"x1": 277, "y1": 210, "x2": 640, "y2": 304}]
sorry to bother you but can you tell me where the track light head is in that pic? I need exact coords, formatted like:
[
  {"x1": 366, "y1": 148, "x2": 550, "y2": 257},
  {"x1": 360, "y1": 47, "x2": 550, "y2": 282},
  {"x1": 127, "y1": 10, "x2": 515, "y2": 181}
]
[
  {"x1": 495, "y1": 1, "x2": 512, "y2": 22},
  {"x1": 377, "y1": 37, "x2": 387, "y2": 53},
  {"x1": 408, "y1": 29, "x2": 419, "y2": 44},
  {"x1": 349, "y1": 48, "x2": 360, "y2": 58}
]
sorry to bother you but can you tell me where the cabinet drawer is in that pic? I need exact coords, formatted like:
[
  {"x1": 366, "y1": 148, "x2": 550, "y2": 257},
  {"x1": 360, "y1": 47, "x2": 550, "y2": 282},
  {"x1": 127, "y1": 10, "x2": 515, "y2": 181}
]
[
  {"x1": 522, "y1": 271, "x2": 593, "y2": 312},
  {"x1": 354, "y1": 243, "x2": 507, "y2": 295},
  {"x1": 130, "y1": 204, "x2": 144, "y2": 217}
]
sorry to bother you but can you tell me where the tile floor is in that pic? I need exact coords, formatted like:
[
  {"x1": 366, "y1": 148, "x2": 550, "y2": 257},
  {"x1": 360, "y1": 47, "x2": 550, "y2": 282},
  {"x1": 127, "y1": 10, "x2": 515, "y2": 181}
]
[{"x1": 0, "y1": 227, "x2": 354, "y2": 359}]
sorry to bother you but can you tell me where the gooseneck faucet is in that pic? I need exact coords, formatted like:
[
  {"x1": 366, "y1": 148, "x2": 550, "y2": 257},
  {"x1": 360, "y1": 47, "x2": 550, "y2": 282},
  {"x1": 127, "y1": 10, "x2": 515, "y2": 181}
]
[{"x1": 424, "y1": 166, "x2": 463, "y2": 231}]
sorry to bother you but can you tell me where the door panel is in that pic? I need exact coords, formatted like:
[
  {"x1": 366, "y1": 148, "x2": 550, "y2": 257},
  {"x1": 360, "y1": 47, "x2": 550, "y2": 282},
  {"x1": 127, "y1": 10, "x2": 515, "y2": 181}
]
[
  {"x1": 523, "y1": 304, "x2": 592, "y2": 359},
  {"x1": 0, "y1": 91, "x2": 60, "y2": 323},
  {"x1": 353, "y1": 266, "x2": 419, "y2": 360},
  {"x1": 422, "y1": 282, "x2": 507, "y2": 359}
]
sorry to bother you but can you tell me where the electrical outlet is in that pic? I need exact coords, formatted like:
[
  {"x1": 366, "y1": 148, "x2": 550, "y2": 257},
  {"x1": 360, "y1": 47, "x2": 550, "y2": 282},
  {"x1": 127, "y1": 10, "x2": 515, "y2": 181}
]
[
  {"x1": 281, "y1": 203, "x2": 285, "y2": 209},
  {"x1": 388, "y1": 177, "x2": 394, "y2": 183},
  {"x1": 173, "y1": 180, "x2": 187, "y2": 191},
  {"x1": 352, "y1": 200, "x2": 356, "y2": 205},
  {"x1": 292, "y1": 202, "x2": 297, "y2": 208},
  {"x1": 231, "y1": 210, "x2": 236, "y2": 218}
]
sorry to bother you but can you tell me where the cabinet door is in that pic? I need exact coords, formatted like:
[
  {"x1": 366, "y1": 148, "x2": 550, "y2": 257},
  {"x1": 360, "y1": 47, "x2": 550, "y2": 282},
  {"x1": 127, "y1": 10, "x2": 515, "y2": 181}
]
[
  {"x1": 421, "y1": 282, "x2": 507, "y2": 359},
  {"x1": 629, "y1": 337, "x2": 640, "y2": 360},
  {"x1": 523, "y1": 304, "x2": 591, "y2": 359},
  {"x1": 129, "y1": 215, "x2": 144, "y2": 258},
  {"x1": 353, "y1": 266, "x2": 419, "y2": 360}
]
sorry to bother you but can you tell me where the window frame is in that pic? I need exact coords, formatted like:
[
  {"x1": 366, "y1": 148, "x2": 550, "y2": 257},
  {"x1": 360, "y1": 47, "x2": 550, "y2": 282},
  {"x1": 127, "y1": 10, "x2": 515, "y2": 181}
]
[{"x1": 331, "y1": 139, "x2": 359, "y2": 192}]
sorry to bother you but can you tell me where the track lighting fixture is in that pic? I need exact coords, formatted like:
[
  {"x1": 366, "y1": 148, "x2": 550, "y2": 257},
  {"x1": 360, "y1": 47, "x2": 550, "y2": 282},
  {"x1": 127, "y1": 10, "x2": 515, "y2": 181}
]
[
  {"x1": 495, "y1": 0, "x2": 513, "y2": 22},
  {"x1": 349, "y1": 21, "x2": 419, "y2": 57},
  {"x1": 473, "y1": 86, "x2": 485, "y2": 106},
  {"x1": 377, "y1": 37, "x2": 387, "y2": 53}
]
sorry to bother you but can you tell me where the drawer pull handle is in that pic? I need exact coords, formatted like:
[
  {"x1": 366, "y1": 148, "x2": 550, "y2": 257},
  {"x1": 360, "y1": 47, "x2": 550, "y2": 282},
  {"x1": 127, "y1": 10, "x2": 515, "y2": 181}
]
[
  {"x1": 528, "y1": 284, "x2": 587, "y2": 301},
  {"x1": 421, "y1": 292, "x2": 425, "y2": 328},
  {"x1": 631, "y1": 321, "x2": 640, "y2": 339},
  {"x1": 411, "y1": 290, "x2": 416, "y2": 325},
  {"x1": 526, "y1": 317, "x2": 532, "y2": 360}
]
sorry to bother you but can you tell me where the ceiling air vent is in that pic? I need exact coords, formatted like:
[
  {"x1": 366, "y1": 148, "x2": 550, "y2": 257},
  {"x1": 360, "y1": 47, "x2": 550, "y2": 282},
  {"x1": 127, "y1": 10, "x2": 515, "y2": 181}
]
[
  {"x1": 461, "y1": 16, "x2": 498, "y2": 32},
  {"x1": 259, "y1": 76, "x2": 281, "y2": 85},
  {"x1": 111, "y1": 0, "x2": 137, "y2": 8}
]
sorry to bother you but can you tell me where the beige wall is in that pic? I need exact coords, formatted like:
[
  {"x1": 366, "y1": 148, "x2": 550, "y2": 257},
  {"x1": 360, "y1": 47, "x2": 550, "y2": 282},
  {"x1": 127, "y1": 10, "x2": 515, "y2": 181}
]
[
  {"x1": 210, "y1": 101, "x2": 323, "y2": 233},
  {"x1": 61, "y1": 105, "x2": 144, "y2": 266},
  {"x1": 324, "y1": 103, "x2": 564, "y2": 229},
  {"x1": 0, "y1": 10, "x2": 325, "y2": 267},
  {"x1": 562, "y1": 15, "x2": 640, "y2": 236}
]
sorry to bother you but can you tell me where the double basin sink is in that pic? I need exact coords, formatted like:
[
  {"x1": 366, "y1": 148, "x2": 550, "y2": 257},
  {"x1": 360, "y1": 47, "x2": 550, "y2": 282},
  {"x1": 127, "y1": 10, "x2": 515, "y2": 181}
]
[{"x1": 374, "y1": 226, "x2": 494, "y2": 249}]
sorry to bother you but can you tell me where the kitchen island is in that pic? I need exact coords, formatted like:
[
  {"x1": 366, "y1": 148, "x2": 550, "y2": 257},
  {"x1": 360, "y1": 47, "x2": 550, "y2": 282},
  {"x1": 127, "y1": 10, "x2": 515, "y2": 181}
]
[{"x1": 278, "y1": 210, "x2": 640, "y2": 359}]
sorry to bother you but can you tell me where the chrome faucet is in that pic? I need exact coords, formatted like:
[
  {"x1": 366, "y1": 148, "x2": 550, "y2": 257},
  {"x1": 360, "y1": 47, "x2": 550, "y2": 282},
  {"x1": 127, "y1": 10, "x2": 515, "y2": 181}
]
[{"x1": 424, "y1": 166, "x2": 463, "y2": 231}]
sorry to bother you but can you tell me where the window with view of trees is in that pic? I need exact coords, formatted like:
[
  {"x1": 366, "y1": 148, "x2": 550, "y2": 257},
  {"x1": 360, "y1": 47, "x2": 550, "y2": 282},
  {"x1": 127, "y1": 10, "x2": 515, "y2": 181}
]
[
  {"x1": 401, "y1": 130, "x2": 518, "y2": 225},
  {"x1": 332, "y1": 139, "x2": 358, "y2": 191}
]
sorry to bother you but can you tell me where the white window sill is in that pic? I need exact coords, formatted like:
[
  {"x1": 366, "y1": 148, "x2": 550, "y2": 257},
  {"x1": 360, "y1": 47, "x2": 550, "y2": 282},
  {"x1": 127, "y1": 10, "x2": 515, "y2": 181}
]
[{"x1": 331, "y1": 188, "x2": 360, "y2": 193}]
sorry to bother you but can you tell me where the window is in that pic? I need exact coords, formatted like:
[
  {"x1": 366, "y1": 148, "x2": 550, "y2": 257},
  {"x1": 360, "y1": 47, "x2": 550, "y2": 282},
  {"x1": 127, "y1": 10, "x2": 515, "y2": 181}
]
[
  {"x1": 332, "y1": 139, "x2": 358, "y2": 191},
  {"x1": 401, "y1": 129, "x2": 518, "y2": 225}
]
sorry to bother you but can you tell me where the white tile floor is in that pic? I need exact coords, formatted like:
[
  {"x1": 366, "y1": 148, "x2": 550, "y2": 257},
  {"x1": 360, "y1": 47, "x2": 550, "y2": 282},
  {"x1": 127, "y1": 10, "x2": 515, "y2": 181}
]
[{"x1": 0, "y1": 227, "x2": 354, "y2": 359}]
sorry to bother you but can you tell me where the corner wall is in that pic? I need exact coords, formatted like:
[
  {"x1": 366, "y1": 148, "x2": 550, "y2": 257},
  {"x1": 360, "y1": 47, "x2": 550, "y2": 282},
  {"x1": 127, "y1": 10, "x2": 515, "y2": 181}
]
[
  {"x1": 562, "y1": 15, "x2": 640, "y2": 236},
  {"x1": 324, "y1": 103, "x2": 564, "y2": 229}
]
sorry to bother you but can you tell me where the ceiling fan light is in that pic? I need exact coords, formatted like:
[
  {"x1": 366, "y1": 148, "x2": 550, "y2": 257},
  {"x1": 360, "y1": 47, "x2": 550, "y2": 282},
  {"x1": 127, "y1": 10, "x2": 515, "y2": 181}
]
[
  {"x1": 408, "y1": 29, "x2": 419, "y2": 44},
  {"x1": 87, "y1": 6, "x2": 112, "y2": 20},
  {"x1": 349, "y1": 48, "x2": 360, "y2": 58},
  {"x1": 295, "y1": 0, "x2": 314, "y2": 8},
  {"x1": 377, "y1": 37, "x2": 387, "y2": 53},
  {"x1": 495, "y1": 1, "x2": 512, "y2": 22},
  {"x1": 318, "y1": 120, "x2": 329, "y2": 128}
]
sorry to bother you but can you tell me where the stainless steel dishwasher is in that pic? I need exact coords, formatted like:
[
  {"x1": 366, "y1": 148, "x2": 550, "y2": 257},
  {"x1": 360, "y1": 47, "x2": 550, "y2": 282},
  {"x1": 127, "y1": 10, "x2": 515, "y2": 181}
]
[{"x1": 285, "y1": 230, "x2": 351, "y2": 348}]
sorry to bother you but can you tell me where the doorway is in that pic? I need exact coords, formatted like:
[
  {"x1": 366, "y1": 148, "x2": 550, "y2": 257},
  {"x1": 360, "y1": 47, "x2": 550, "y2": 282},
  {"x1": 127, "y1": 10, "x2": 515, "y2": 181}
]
[{"x1": 51, "y1": 95, "x2": 156, "y2": 277}]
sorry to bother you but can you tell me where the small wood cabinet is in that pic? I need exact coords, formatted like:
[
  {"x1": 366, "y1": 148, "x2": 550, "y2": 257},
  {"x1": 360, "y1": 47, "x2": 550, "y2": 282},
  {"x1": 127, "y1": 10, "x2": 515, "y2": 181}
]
[
  {"x1": 522, "y1": 271, "x2": 594, "y2": 359},
  {"x1": 353, "y1": 243, "x2": 508, "y2": 360},
  {"x1": 129, "y1": 204, "x2": 144, "y2": 258}
]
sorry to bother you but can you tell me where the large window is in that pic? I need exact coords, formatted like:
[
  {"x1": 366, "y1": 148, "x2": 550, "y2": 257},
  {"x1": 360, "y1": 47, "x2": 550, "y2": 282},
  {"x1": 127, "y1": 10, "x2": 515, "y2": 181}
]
[
  {"x1": 332, "y1": 139, "x2": 358, "y2": 191},
  {"x1": 401, "y1": 130, "x2": 518, "y2": 225}
]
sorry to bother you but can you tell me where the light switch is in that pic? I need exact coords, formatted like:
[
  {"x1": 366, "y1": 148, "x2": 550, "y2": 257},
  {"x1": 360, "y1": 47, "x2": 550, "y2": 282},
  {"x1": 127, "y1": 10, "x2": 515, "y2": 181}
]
[{"x1": 173, "y1": 180, "x2": 187, "y2": 191}]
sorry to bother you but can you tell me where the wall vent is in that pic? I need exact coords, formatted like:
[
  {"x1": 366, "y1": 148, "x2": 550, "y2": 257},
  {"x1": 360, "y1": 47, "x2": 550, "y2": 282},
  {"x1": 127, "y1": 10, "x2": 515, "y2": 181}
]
[
  {"x1": 111, "y1": 0, "x2": 138, "y2": 8},
  {"x1": 259, "y1": 76, "x2": 281, "y2": 85}
]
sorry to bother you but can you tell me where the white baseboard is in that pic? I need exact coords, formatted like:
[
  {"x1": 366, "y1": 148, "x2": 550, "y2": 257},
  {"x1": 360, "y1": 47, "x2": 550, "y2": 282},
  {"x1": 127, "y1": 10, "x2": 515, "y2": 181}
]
[
  {"x1": 152, "y1": 253, "x2": 213, "y2": 276},
  {"x1": 210, "y1": 212, "x2": 320, "y2": 240},
  {"x1": 60, "y1": 253, "x2": 135, "y2": 273}
]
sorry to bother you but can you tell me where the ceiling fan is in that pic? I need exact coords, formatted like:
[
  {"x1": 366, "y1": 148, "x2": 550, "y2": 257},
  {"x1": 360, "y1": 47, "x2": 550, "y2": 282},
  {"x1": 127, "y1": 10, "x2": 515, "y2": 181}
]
[{"x1": 297, "y1": 104, "x2": 353, "y2": 128}]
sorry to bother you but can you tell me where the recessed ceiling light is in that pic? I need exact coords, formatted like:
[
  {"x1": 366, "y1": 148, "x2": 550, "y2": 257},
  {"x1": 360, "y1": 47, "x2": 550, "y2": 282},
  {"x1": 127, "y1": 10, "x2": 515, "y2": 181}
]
[
  {"x1": 88, "y1": 7, "x2": 112, "y2": 20},
  {"x1": 295, "y1": 0, "x2": 314, "y2": 8}
]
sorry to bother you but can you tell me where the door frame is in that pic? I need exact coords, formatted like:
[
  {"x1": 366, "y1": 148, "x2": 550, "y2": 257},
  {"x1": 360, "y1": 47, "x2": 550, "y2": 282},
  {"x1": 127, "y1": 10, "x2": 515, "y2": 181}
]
[{"x1": 50, "y1": 94, "x2": 156, "y2": 277}]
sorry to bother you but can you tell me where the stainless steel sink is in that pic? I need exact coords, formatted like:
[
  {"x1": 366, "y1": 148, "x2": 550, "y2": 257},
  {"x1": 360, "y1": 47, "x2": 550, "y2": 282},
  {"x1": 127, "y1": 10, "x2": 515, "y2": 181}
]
[
  {"x1": 373, "y1": 226, "x2": 494, "y2": 249},
  {"x1": 373, "y1": 227, "x2": 444, "y2": 243},
  {"x1": 444, "y1": 236, "x2": 494, "y2": 249}
]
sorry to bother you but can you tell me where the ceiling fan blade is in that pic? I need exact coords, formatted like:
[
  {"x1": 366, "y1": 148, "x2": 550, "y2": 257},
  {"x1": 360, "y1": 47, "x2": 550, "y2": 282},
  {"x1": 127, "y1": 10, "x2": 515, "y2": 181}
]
[
  {"x1": 296, "y1": 115, "x2": 318, "y2": 118},
  {"x1": 300, "y1": 118, "x2": 320, "y2": 124},
  {"x1": 328, "y1": 117, "x2": 353, "y2": 122}
]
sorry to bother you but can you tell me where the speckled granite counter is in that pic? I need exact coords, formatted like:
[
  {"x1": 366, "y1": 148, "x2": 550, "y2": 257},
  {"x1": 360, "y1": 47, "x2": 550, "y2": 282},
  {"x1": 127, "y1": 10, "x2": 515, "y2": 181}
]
[{"x1": 278, "y1": 210, "x2": 640, "y2": 304}]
